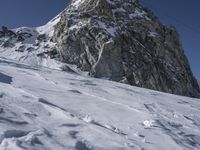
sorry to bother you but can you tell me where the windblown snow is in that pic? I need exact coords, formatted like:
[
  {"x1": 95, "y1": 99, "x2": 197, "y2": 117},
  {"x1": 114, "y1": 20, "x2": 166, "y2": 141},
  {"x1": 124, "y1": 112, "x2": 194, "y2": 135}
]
[
  {"x1": 0, "y1": 57, "x2": 200, "y2": 150},
  {"x1": 0, "y1": 2, "x2": 200, "y2": 149}
]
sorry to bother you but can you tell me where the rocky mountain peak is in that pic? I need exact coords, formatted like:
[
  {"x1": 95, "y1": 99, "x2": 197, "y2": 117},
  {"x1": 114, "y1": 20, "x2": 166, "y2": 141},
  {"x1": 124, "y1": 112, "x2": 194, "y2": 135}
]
[
  {"x1": 69, "y1": 0, "x2": 139, "y2": 19},
  {"x1": 0, "y1": 0, "x2": 199, "y2": 98},
  {"x1": 52, "y1": 0, "x2": 200, "y2": 98}
]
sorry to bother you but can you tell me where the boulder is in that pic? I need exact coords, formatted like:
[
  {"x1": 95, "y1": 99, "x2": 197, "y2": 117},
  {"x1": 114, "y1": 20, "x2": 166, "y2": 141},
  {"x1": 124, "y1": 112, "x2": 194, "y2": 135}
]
[
  {"x1": 2, "y1": 26, "x2": 16, "y2": 37},
  {"x1": 37, "y1": 34, "x2": 47, "y2": 42}
]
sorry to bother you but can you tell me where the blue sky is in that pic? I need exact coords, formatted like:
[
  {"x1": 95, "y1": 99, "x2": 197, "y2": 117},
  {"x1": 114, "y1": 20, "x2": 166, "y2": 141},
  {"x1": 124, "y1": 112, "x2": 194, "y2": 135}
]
[{"x1": 0, "y1": 0, "x2": 199, "y2": 80}]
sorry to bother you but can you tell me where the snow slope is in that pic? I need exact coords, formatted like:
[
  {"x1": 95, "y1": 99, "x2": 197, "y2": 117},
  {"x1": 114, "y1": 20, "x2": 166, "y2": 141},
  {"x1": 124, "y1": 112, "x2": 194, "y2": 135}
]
[
  {"x1": 0, "y1": 14, "x2": 65, "y2": 70},
  {"x1": 0, "y1": 57, "x2": 200, "y2": 150}
]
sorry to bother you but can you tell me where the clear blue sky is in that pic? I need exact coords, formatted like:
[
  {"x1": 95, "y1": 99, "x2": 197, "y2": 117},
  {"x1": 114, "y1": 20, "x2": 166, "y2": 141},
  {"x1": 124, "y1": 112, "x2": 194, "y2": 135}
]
[{"x1": 0, "y1": 0, "x2": 199, "y2": 80}]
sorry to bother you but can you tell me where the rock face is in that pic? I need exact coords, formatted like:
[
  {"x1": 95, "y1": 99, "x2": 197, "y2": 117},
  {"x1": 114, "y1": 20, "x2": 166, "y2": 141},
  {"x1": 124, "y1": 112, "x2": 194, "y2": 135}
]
[{"x1": 53, "y1": 0, "x2": 200, "y2": 97}]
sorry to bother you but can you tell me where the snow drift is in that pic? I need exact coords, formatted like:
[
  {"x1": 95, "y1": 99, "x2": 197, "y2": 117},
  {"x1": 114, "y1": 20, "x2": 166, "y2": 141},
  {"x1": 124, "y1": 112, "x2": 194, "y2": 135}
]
[{"x1": 0, "y1": 58, "x2": 200, "y2": 150}]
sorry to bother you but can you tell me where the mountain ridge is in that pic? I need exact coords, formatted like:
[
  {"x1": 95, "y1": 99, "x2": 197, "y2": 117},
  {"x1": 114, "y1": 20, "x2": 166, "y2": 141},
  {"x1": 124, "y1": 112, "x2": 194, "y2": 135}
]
[
  {"x1": 53, "y1": 0, "x2": 200, "y2": 97},
  {"x1": 0, "y1": 1, "x2": 200, "y2": 149}
]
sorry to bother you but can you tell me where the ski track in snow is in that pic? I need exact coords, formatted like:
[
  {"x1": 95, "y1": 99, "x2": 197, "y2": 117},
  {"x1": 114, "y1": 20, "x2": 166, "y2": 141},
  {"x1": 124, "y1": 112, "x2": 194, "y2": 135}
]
[{"x1": 0, "y1": 58, "x2": 200, "y2": 150}]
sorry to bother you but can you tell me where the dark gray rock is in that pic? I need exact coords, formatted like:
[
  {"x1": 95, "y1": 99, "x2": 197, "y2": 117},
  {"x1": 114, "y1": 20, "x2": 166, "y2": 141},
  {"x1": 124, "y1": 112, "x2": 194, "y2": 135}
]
[
  {"x1": 0, "y1": 31, "x2": 4, "y2": 38},
  {"x1": 2, "y1": 40, "x2": 15, "y2": 48},
  {"x1": 37, "y1": 34, "x2": 47, "y2": 42},
  {"x1": 0, "y1": 26, "x2": 31, "y2": 41},
  {"x1": 16, "y1": 35, "x2": 25, "y2": 42},
  {"x1": 15, "y1": 45, "x2": 26, "y2": 52},
  {"x1": 2, "y1": 26, "x2": 9, "y2": 33},
  {"x1": 53, "y1": 0, "x2": 200, "y2": 97},
  {"x1": 1, "y1": 26, "x2": 16, "y2": 37}
]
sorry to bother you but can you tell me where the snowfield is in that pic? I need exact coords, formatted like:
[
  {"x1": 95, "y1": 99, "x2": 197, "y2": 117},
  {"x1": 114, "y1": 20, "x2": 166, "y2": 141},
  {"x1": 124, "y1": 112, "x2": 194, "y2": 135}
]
[{"x1": 0, "y1": 57, "x2": 200, "y2": 150}]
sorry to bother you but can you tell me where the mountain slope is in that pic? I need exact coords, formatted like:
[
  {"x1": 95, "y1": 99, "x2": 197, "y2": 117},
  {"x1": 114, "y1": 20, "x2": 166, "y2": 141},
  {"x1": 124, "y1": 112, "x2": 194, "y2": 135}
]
[
  {"x1": 53, "y1": 0, "x2": 200, "y2": 97},
  {"x1": 0, "y1": 0, "x2": 199, "y2": 98},
  {"x1": 0, "y1": 1, "x2": 200, "y2": 150},
  {"x1": 0, "y1": 14, "x2": 62, "y2": 69},
  {"x1": 0, "y1": 57, "x2": 200, "y2": 150}
]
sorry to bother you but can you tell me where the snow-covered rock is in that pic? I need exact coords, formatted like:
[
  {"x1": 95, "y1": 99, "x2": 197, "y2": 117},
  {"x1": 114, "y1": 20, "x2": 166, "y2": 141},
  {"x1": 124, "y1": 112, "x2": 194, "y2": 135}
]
[
  {"x1": 0, "y1": 1, "x2": 200, "y2": 150},
  {"x1": 0, "y1": 0, "x2": 199, "y2": 99},
  {"x1": 0, "y1": 14, "x2": 64, "y2": 70},
  {"x1": 53, "y1": 0, "x2": 200, "y2": 98},
  {"x1": 0, "y1": 57, "x2": 200, "y2": 150}
]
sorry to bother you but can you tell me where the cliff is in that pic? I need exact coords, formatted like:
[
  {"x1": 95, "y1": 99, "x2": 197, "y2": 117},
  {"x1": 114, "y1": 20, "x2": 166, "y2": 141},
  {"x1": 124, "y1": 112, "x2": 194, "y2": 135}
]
[{"x1": 53, "y1": 0, "x2": 200, "y2": 97}]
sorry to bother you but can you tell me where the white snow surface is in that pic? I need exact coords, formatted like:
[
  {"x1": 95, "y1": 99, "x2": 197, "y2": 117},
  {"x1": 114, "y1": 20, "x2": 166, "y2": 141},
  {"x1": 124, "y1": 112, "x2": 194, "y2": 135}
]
[
  {"x1": 129, "y1": 9, "x2": 146, "y2": 18},
  {"x1": 97, "y1": 21, "x2": 117, "y2": 37},
  {"x1": 36, "y1": 12, "x2": 61, "y2": 37},
  {"x1": 0, "y1": 14, "x2": 69, "y2": 72},
  {"x1": 0, "y1": 57, "x2": 200, "y2": 150},
  {"x1": 148, "y1": 31, "x2": 158, "y2": 38},
  {"x1": 71, "y1": 0, "x2": 86, "y2": 9}
]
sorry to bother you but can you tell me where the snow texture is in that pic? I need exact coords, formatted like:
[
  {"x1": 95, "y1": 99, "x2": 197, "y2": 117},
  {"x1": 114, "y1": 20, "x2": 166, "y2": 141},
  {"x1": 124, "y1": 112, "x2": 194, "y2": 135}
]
[
  {"x1": 71, "y1": 0, "x2": 86, "y2": 9},
  {"x1": 0, "y1": 57, "x2": 200, "y2": 150},
  {"x1": 0, "y1": 14, "x2": 66, "y2": 71},
  {"x1": 0, "y1": 2, "x2": 200, "y2": 149},
  {"x1": 148, "y1": 31, "x2": 158, "y2": 37}
]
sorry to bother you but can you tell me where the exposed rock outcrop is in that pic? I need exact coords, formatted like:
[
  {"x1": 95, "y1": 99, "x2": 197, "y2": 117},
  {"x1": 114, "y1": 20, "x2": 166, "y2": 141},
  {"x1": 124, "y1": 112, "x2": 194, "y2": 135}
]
[
  {"x1": 53, "y1": 0, "x2": 200, "y2": 97},
  {"x1": 0, "y1": 26, "x2": 16, "y2": 38}
]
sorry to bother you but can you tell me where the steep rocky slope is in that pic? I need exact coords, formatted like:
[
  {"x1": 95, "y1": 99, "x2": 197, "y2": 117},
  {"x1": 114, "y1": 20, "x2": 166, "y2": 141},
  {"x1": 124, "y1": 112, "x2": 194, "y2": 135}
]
[{"x1": 53, "y1": 0, "x2": 200, "y2": 97}]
